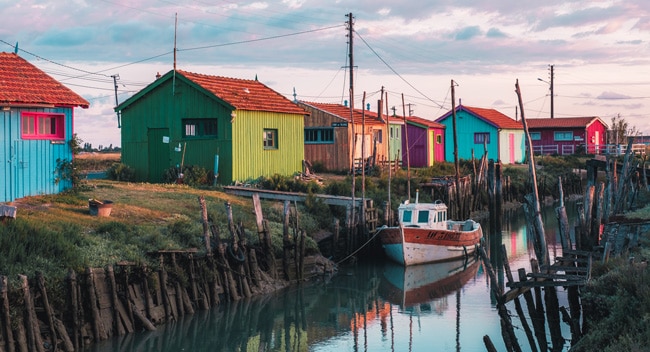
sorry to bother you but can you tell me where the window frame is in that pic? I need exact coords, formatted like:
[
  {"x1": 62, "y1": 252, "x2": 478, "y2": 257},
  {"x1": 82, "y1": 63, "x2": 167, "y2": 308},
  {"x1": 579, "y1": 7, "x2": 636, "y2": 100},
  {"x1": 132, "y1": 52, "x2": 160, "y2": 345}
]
[
  {"x1": 263, "y1": 129, "x2": 278, "y2": 149},
  {"x1": 21, "y1": 112, "x2": 65, "y2": 140},
  {"x1": 554, "y1": 131, "x2": 573, "y2": 141},
  {"x1": 530, "y1": 132, "x2": 541, "y2": 141},
  {"x1": 304, "y1": 127, "x2": 334, "y2": 144},
  {"x1": 182, "y1": 118, "x2": 218, "y2": 139},
  {"x1": 474, "y1": 132, "x2": 490, "y2": 144}
]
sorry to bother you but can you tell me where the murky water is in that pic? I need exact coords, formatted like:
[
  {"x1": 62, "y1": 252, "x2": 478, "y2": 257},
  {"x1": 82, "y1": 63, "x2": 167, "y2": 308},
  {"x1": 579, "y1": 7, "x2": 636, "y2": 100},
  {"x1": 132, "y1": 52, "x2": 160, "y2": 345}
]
[{"x1": 85, "y1": 201, "x2": 579, "y2": 352}]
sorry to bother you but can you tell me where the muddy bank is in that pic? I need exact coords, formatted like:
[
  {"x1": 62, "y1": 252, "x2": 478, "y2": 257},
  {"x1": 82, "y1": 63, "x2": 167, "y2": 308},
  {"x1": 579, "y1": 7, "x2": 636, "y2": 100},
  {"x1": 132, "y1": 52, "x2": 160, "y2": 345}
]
[{"x1": 0, "y1": 252, "x2": 335, "y2": 351}]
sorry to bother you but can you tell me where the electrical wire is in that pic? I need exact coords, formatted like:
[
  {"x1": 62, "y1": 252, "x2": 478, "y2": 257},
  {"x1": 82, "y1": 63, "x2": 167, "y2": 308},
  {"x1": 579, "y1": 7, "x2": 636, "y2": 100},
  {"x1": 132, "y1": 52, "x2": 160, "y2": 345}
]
[{"x1": 354, "y1": 31, "x2": 444, "y2": 109}]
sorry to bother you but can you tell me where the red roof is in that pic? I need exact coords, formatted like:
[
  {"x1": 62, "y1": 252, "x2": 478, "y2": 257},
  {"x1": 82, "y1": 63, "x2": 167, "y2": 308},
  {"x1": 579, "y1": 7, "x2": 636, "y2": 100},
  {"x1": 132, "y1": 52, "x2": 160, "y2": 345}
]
[
  {"x1": 525, "y1": 117, "x2": 607, "y2": 129},
  {"x1": 300, "y1": 102, "x2": 385, "y2": 125},
  {"x1": 0, "y1": 52, "x2": 89, "y2": 108},
  {"x1": 461, "y1": 105, "x2": 522, "y2": 129},
  {"x1": 407, "y1": 115, "x2": 445, "y2": 129},
  {"x1": 177, "y1": 70, "x2": 306, "y2": 115}
]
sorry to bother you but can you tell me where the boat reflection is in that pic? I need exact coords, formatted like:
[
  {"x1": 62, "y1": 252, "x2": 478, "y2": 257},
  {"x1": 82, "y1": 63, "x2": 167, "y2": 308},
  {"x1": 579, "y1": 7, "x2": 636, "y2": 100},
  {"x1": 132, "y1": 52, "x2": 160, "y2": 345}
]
[{"x1": 379, "y1": 256, "x2": 481, "y2": 311}]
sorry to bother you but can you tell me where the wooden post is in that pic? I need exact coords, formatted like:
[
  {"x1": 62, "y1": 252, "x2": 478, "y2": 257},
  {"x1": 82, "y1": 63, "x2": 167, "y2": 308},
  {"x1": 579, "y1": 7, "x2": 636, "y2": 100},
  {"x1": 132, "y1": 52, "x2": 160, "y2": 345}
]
[
  {"x1": 0, "y1": 275, "x2": 15, "y2": 352},
  {"x1": 477, "y1": 247, "x2": 522, "y2": 352},
  {"x1": 501, "y1": 246, "x2": 537, "y2": 352},
  {"x1": 198, "y1": 196, "x2": 212, "y2": 255},
  {"x1": 488, "y1": 161, "x2": 496, "y2": 240},
  {"x1": 86, "y1": 268, "x2": 108, "y2": 341},
  {"x1": 66, "y1": 270, "x2": 80, "y2": 351},
  {"x1": 105, "y1": 266, "x2": 125, "y2": 337},
  {"x1": 556, "y1": 176, "x2": 571, "y2": 251},
  {"x1": 20, "y1": 275, "x2": 45, "y2": 352},
  {"x1": 35, "y1": 272, "x2": 58, "y2": 352},
  {"x1": 496, "y1": 162, "x2": 503, "y2": 236},
  {"x1": 515, "y1": 79, "x2": 548, "y2": 265},
  {"x1": 282, "y1": 200, "x2": 291, "y2": 281},
  {"x1": 518, "y1": 268, "x2": 547, "y2": 351}
]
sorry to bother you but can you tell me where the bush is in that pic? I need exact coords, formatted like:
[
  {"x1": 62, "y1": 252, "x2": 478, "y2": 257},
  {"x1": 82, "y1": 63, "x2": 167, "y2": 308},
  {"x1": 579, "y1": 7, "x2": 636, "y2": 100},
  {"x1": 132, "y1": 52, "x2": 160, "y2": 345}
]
[
  {"x1": 106, "y1": 163, "x2": 136, "y2": 182},
  {"x1": 162, "y1": 165, "x2": 210, "y2": 186}
]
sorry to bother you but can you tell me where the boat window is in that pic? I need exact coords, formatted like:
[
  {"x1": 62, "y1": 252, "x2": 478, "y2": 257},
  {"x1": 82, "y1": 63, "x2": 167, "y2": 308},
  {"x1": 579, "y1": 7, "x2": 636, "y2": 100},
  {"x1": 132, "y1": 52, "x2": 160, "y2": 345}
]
[
  {"x1": 438, "y1": 211, "x2": 445, "y2": 222},
  {"x1": 432, "y1": 212, "x2": 437, "y2": 222},
  {"x1": 403, "y1": 210, "x2": 412, "y2": 222},
  {"x1": 418, "y1": 210, "x2": 429, "y2": 223}
]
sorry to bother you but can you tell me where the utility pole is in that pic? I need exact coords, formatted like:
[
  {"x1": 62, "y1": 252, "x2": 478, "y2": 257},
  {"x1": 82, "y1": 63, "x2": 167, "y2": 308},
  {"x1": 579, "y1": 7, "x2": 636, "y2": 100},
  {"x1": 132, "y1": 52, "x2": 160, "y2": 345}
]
[
  {"x1": 346, "y1": 13, "x2": 355, "y2": 173},
  {"x1": 346, "y1": 12, "x2": 356, "y2": 236},
  {"x1": 111, "y1": 74, "x2": 121, "y2": 128},
  {"x1": 550, "y1": 64, "x2": 554, "y2": 119},
  {"x1": 451, "y1": 80, "x2": 461, "y2": 219}
]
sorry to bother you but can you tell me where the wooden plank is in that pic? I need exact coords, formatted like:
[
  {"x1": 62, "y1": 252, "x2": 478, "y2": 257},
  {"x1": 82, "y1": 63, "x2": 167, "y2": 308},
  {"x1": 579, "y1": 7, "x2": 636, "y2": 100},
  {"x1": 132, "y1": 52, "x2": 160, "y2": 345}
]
[
  {"x1": 224, "y1": 186, "x2": 363, "y2": 207},
  {"x1": 506, "y1": 280, "x2": 586, "y2": 288},
  {"x1": 525, "y1": 273, "x2": 586, "y2": 281},
  {"x1": 539, "y1": 265, "x2": 588, "y2": 273}
]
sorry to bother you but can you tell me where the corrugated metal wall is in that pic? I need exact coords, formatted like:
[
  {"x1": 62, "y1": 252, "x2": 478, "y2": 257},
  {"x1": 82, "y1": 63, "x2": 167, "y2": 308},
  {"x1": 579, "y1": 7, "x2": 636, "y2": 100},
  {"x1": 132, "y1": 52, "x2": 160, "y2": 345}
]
[
  {"x1": 120, "y1": 79, "x2": 234, "y2": 183},
  {"x1": 441, "y1": 111, "x2": 498, "y2": 162},
  {"x1": 121, "y1": 78, "x2": 303, "y2": 184},
  {"x1": 1, "y1": 107, "x2": 73, "y2": 202},
  {"x1": 231, "y1": 110, "x2": 304, "y2": 182}
]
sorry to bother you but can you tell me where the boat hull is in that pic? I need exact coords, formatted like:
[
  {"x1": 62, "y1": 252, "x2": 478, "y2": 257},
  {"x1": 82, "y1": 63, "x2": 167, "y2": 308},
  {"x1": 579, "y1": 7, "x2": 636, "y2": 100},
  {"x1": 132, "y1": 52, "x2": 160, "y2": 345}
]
[{"x1": 378, "y1": 221, "x2": 483, "y2": 266}]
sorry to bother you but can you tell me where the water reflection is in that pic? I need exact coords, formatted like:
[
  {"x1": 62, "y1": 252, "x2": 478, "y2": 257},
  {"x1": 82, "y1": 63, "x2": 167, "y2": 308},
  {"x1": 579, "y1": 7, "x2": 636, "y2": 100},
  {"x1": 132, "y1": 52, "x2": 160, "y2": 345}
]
[{"x1": 85, "y1": 201, "x2": 579, "y2": 352}]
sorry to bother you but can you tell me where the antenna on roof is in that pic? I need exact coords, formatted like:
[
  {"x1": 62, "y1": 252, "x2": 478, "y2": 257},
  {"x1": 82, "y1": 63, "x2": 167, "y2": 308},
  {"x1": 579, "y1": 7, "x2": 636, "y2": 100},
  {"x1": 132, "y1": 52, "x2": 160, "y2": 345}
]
[
  {"x1": 173, "y1": 13, "x2": 177, "y2": 96},
  {"x1": 14, "y1": 42, "x2": 18, "y2": 54}
]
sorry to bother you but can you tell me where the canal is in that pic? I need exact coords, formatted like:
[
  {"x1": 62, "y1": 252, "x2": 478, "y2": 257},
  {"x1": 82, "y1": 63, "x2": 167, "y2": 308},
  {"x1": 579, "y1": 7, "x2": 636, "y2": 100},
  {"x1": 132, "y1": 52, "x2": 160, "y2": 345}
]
[{"x1": 85, "y1": 200, "x2": 579, "y2": 352}]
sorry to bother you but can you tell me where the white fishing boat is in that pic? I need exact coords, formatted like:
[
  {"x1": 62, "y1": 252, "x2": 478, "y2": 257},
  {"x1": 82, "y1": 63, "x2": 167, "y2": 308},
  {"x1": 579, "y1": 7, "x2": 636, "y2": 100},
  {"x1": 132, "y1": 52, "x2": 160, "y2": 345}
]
[{"x1": 377, "y1": 195, "x2": 483, "y2": 266}]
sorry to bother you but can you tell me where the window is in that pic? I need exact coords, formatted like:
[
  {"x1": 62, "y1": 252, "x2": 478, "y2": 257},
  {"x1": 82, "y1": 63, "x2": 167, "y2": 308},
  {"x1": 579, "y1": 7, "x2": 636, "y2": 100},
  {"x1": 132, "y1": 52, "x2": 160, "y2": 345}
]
[
  {"x1": 417, "y1": 210, "x2": 429, "y2": 223},
  {"x1": 373, "y1": 129, "x2": 383, "y2": 143},
  {"x1": 474, "y1": 132, "x2": 490, "y2": 144},
  {"x1": 530, "y1": 132, "x2": 541, "y2": 140},
  {"x1": 436, "y1": 134, "x2": 442, "y2": 144},
  {"x1": 21, "y1": 112, "x2": 65, "y2": 140},
  {"x1": 554, "y1": 131, "x2": 573, "y2": 141},
  {"x1": 263, "y1": 129, "x2": 278, "y2": 149},
  {"x1": 304, "y1": 128, "x2": 334, "y2": 144},
  {"x1": 402, "y1": 210, "x2": 412, "y2": 222},
  {"x1": 183, "y1": 119, "x2": 218, "y2": 138}
]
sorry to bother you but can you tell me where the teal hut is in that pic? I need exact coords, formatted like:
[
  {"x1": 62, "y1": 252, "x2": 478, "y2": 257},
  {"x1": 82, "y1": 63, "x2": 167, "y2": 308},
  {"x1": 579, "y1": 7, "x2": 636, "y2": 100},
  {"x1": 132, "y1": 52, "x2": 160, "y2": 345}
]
[
  {"x1": 435, "y1": 105, "x2": 525, "y2": 164},
  {"x1": 0, "y1": 53, "x2": 89, "y2": 202}
]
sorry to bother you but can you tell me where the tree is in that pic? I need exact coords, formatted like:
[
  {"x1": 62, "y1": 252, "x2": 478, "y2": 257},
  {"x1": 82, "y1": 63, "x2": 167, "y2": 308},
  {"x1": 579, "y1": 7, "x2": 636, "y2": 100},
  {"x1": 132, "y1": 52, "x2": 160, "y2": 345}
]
[{"x1": 608, "y1": 114, "x2": 639, "y2": 145}]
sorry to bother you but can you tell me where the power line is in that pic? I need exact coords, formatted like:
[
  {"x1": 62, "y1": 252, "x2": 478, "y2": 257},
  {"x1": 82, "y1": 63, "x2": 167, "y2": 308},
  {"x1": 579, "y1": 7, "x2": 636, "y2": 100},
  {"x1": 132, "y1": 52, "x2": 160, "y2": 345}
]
[
  {"x1": 178, "y1": 24, "x2": 343, "y2": 52},
  {"x1": 354, "y1": 31, "x2": 444, "y2": 109}
]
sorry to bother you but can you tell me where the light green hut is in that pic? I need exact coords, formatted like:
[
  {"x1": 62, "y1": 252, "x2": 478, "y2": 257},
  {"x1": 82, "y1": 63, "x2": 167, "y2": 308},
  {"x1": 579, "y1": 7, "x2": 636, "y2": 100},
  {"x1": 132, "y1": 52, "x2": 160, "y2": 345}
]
[{"x1": 116, "y1": 70, "x2": 307, "y2": 184}]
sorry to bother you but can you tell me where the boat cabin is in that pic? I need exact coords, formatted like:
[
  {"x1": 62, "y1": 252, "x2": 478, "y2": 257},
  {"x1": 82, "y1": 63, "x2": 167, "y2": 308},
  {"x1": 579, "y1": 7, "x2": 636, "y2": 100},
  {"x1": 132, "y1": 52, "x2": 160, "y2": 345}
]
[{"x1": 398, "y1": 201, "x2": 448, "y2": 230}]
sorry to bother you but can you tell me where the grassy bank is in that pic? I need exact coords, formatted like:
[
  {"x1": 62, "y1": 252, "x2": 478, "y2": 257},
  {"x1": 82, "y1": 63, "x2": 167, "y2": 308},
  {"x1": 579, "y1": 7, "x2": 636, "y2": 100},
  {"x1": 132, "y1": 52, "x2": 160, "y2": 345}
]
[{"x1": 2, "y1": 180, "x2": 325, "y2": 284}]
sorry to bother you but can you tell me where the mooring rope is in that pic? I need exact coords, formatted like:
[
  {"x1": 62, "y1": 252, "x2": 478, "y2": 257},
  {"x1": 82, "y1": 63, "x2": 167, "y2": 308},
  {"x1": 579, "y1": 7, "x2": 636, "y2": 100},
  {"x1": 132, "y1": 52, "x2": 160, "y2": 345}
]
[{"x1": 336, "y1": 229, "x2": 382, "y2": 265}]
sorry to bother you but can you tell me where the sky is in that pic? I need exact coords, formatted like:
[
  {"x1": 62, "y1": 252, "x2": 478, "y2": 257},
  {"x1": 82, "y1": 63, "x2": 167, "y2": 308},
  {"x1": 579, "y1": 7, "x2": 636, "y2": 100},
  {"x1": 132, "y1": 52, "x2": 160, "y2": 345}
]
[{"x1": 2, "y1": 0, "x2": 650, "y2": 148}]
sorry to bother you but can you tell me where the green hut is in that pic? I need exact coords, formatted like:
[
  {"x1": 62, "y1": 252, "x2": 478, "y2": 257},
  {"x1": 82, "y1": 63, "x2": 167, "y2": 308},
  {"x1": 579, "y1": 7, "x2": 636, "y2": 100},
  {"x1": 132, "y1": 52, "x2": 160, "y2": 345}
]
[{"x1": 116, "y1": 70, "x2": 307, "y2": 184}]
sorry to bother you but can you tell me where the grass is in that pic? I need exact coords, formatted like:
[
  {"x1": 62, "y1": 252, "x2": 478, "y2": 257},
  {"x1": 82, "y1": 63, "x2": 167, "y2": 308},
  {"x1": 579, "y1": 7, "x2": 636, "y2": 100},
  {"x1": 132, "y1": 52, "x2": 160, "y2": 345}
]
[{"x1": 4, "y1": 179, "x2": 320, "y2": 286}]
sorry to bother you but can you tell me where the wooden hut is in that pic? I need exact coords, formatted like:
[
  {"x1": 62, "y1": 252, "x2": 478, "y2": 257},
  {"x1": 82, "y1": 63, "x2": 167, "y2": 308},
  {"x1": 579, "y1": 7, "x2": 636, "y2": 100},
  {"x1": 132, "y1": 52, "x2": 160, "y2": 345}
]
[
  {"x1": 403, "y1": 115, "x2": 446, "y2": 167},
  {"x1": 116, "y1": 70, "x2": 307, "y2": 184},
  {"x1": 435, "y1": 105, "x2": 525, "y2": 164},
  {"x1": 526, "y1": 117, "x2": 608, "y2": 155},
  {"x1": 0, "y1": 52, "x2": 89, "y2": 202},
  {"x1": 298, "y1": 102, "x2": 386, "y2": 172}
]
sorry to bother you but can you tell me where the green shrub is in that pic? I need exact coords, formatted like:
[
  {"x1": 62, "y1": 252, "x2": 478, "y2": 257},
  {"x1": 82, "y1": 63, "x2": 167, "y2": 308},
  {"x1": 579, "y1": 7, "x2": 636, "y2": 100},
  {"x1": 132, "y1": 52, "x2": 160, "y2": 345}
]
[
  {"x1": 162, "y1": 165, "x2": 210, "y2": 186},
  {"x1": 106, "y1": 163, "x2": 136, "y2": 182}
]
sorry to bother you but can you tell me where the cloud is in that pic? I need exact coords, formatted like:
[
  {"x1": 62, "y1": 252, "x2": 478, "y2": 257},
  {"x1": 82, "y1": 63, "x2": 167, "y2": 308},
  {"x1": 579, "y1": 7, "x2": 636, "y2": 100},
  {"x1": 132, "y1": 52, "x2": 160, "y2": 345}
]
[
  {"x1": 486, "y1": 28, "x2": 507, "y2": 38},
  {"x1": 454, "y1": 26, "x2": 483, "y2": 40},
  {"x1": 597, "y1": 91, "x2": 633, "y2": 100}
]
